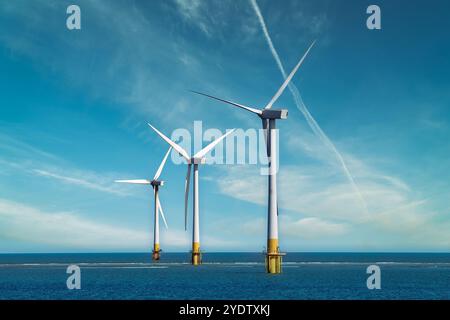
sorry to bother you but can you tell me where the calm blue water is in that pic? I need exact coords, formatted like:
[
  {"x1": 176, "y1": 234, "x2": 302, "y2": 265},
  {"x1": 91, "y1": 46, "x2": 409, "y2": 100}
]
[{"x1": 0, "y1": 253, "x2": 449, "y2": 300}]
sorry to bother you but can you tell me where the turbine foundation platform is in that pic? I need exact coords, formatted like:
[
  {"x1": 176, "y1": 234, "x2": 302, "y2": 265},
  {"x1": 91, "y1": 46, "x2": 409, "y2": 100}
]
[
  {"x1": 265, "y1": 239, "x2": 285, "y2": 274},
  {"x1": 152, "y1": 245, "x2": 161, "y2": 261},
  {"x1": 192, "y1": 242, "x2": 202, "y2": 266},
  {"x1": 265, "y1": 252, "x2": 285, "y2": 274}
]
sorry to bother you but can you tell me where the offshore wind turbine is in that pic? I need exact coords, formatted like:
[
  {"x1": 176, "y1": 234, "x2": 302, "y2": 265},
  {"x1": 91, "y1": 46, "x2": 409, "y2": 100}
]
[
  {"x1": 192, "y1": 41, "x2": 315, "y2": 273},
  {"x1": 115, "y1": 147, "x2": 172, "y2": 261},
  {"x1": 148, "y1": 123, "x2": 235, "y2": 266}
]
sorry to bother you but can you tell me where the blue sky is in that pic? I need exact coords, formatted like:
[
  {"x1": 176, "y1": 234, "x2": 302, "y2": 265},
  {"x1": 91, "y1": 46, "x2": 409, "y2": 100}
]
[{"x1": 0, "y1": 0, "x2": 449, "y2": 253}]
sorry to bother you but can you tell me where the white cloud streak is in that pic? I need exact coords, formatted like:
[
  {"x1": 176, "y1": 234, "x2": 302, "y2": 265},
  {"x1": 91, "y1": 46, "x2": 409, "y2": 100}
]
[
  {"x1": 0, "y1": 198, "x2": 239, "y2": 252},
  {"x1": 0, "y1": 132, "x2": 59, "y2": 162},
  {"x1": 0, "y1": 132, "x2": 134, "y2": 197},
  {"x1": 174, "y1": 0, "x2": 211, "y2": 36},
  {"x1": 242, "y1": 216, "x2": 349, "y2": 239},
  {"x1": 216, "y1": 163, "x2": 450, "y2": 249},
  {"x1": 282, "y1": 217, "x2": 349, "y2": 238},
  {"x1": 0, "y1": 198, "x2": 149, "y2": 250},
  {"x1": 32, "y1": 169, "x2": 128, "y2": 196}
]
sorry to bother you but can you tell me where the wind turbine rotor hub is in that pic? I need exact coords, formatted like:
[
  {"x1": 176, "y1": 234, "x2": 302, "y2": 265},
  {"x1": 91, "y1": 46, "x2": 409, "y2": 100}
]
[{"x1": 151, "y1": 180, "x2": 164, "y2": 187}]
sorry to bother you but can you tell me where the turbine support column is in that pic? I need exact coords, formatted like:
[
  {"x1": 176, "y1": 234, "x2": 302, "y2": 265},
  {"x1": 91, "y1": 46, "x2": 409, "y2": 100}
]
[
  {"x1": 192, "y1": 164, "x2": 202, "y2": 265},
  {"x1": 152, "y1": 186, "x2": 161, "y2": 261},
  {"x1": 266, "y1": 119, "x2": 284, "y2": 274}
]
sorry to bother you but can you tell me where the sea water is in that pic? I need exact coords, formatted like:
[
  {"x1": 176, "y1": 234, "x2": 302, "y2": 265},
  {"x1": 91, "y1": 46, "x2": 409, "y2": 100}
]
[{"x1": 0, "y1": 252, "x2": 449, "y2": 300}]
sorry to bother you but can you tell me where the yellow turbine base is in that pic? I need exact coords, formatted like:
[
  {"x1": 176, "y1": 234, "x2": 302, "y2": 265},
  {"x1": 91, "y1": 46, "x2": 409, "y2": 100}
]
[
  {"x1": 192, "y1": 242, "x2": 202, "y2": 266},
  {"x1": 266, "y1": 239, "x2": 282, "y2": 274},
  {"x1": 152, "y1": 244, "x2": 161, "y2": 261}
]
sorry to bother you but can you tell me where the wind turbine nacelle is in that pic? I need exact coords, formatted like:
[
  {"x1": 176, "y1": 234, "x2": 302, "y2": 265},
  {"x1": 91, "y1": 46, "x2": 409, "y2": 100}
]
[
  {"x1": 192, "y1": 157, "x2": 206, "y2": 165},
  {"x1": 261, "y1": 109, "x2": 288, "y2": 120},
  {"x1": 151, "y1": 180, "x2": 164, "y2": 186}
]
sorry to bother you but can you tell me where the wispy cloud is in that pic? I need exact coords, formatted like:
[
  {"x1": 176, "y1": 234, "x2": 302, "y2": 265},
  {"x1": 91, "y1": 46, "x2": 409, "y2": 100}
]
[
  {"x1": 216, "y1": 137, "x2": 420, "y2": 221},
  {"x1": 0, "y1": 132, "x2": 59, "y2": 162},
  {"x1": 32, "y1": 169, "x2": 129, "y2": 196},
  {"x1": 0, "y1": 132, "x2": 134, "y2": 197},
  {"x1": 291, "y1": 6, "x2": 328, "y2": 36},
  {"x1": 215, "y1": 163, "x2": 450, "y2": 249},
  {"x1": 0, "y1": 1, "x2": 202, "y2": 128},
  {"x1": 160, "y1": 229, "x2": 190, "y2": 248},
  {"x1": 174, "y1": 0, "x2": 211, "y2": 36},
  {"x1": 0, "y1": 198, "x2": 239, "y2": 251},
  {"x1": 0, "y1": 198, "x2": 149, "y2": 251},
  {"x1": 215, "y1": 165, "x2": 375, "y2": 221},
  {"x1": 282, "y1": 217, "x2": 349, "y2": 238},
  {"x1": 241, "y1": 216, "x2": 349, "y2": 239}
]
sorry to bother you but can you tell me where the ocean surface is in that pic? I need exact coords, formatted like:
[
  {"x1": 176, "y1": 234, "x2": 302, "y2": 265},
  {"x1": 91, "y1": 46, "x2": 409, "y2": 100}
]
[{"x1": 0, "y1": 252, "x2": 449, "y2": 300}]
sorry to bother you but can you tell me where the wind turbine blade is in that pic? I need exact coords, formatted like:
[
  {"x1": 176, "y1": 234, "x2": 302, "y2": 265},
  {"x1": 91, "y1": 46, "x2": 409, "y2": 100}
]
[
  {"x1": 153, "y1": 146, "x2": 172, "y2": 181},
  {"x1": 148, "y1": 123, "x2": 191, "y2": 162},
  {"x1": 157, "y1": 193, "x2": 168, "y2": 229},
  {"x1": 191, "y1": 91, "x2": 262, "y2": 115},
  {"x1": 115, "y1": 179, "x2": 151, "y2": 184},
  {"x1": 184, "y1": 164, "x2": 191, "y2": 231},
  {"x1": 193, "y1": 129, "x2": 236, "y2": 159},
  {"x1": 264, "y1": 41, "x2": 316, "y2": 109}
]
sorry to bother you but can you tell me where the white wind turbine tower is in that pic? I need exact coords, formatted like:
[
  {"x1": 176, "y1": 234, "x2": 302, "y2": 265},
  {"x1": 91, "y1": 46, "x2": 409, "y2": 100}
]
[
  {"x1": 115, "y1": 147, "x2": 172, "y2": 261},
  {"x1": 192, "y1": 41, "x2": 315, "y2": 273},
  {"x1": 148, "y1": 123, "x2": 235, "y2": 266}
]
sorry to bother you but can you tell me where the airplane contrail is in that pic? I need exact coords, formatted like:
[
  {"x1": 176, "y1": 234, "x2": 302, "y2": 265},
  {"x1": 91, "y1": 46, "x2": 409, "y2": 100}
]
[{"x1": 249, "y1": 0, "x2": 369, "y2": 215}]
